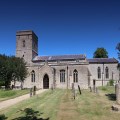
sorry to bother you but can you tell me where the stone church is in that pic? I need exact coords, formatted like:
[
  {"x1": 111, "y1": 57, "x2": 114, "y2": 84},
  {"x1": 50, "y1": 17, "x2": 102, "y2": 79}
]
[{"x1": 16, "y1": 30, "x2": 119, "y2": 89}]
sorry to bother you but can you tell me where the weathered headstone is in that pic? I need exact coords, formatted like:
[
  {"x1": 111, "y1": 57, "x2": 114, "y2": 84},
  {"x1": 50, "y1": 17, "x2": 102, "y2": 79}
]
[
  {"x1": 33, "y1": 86, "x2": 36, "y2": 96},
  {"x1": 112, "y1": 83, "x2": 120, "y2": 111},
  {"x1": 93, "y1": 79, "x2": 96, "y2": 93},
  {"x1": 96, "y1": 87, "x2": 99, "y2": 94},
  {"x1": 73, "y1": 88, "x2": 76, "y2": 99},
  {"x1": 116, "y1": 83, "x2": 120, "y2": 105},
  {"x1": 89, "y1": 86, "x2": 92, "y2": 92},
  {"x1": 30, "y1": 88, "x2": 33, "y2": 97},
  {"x1": 72, "y1": 83, "x2": 75, "y2": 99},
  {"x1": 78, "y1": 85, "x2": 82, "y2": 95}
]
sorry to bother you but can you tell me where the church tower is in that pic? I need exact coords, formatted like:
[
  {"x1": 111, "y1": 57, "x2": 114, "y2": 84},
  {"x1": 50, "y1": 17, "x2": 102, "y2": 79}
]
[{"x1": 16, "y1": 30, "x2": 38, "y2": 64}]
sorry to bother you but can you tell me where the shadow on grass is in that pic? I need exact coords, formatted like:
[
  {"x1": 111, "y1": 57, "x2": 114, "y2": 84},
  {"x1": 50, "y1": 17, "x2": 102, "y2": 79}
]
[
  {"x1": 0, "y1": 114, "x2": 7, "y2": 120},
  {"x1": 105, "y1": 94, "x2": 116, "y2": 101},
  {"x1": 12, "y1": 108, "x2": 49, "y2": 120}
]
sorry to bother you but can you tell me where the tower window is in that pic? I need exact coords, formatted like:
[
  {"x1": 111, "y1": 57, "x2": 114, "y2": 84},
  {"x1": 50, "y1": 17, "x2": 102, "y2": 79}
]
[
  {"x1": 23, "y1": 40, "x2": 25, "y2": 47},
  {"x1": 31, "y1": 70, "x2": 35, "y2": 82},
  {"x1": 60, "y1": 70, "x2": 65, "y2": 83},
  {"x1": 73, "y1": 69, "x2": 78, "y2": 83},
  {"x1": 98, "y1": 67, "x2": 101, "y2": 79}
]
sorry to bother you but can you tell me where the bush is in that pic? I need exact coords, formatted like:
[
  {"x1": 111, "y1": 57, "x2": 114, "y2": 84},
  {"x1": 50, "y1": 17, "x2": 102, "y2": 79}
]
[
  {"x1": 109, "y1": 79, "x2": 114, "y2": 86},
  {"x1": 0, "y1": 81, "x2": 5, "y2": 87}
]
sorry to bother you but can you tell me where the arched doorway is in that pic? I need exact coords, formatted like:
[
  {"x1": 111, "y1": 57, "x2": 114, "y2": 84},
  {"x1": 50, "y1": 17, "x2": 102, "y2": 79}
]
[{"x1": 43, "y1": 74, "x2": 49, "y2": 89}]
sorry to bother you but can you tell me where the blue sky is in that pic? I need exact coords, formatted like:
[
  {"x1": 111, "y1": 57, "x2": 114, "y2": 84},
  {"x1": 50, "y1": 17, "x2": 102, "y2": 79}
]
[{"x1": 0, "y1": 0, "x2": 120, "y2": 59}]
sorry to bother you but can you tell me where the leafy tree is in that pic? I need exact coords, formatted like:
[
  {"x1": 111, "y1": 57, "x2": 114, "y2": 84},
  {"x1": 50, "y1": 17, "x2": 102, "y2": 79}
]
[
  {"x1": 11, "y1": 57, "x2": 28, "y2": 89},
  {"x1": 0, "y1": 54, "x2": 28, "y2": 89},
  {"x1": 116, "y1": 43, "x2": 120, "y2": 59},
  {"x1": 93, "y1": 47, "x2": 108, "y2": 58}
]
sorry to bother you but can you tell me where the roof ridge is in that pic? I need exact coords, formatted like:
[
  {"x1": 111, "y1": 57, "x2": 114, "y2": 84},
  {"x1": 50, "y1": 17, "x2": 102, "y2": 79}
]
[{"x1": 38, "y1": 54, "x2": 85, "y2": 57}]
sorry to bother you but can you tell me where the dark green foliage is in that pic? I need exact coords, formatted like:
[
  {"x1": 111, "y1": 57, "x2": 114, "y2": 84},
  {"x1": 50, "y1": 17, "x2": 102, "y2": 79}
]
[
  {"x1": 0, "y1": 81, "x2": 5, "y2": 87},
  {"x1": 0, "y1": 114, "x2": 7, "y2": 120},
  {"x1": 93, "y1": 47, "x2": 108, "y2": 58},
  {"x1": 109, "y1": 79, "x2": 114, "y2": 86},
  {"x1": 0, "y1": 54, "x2": 28, "y2": 89},
  {"x1": 116, "y1": 43, "x2": 120, "y2": 60}
]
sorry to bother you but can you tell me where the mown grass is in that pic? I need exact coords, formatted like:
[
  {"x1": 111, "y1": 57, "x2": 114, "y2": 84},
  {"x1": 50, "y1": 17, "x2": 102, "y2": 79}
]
[
  {"x1": 1, "y1": 86, "x2": 120, "y2": 120},
  {"x1": 0, "y1": 89, "x2": 65, "y2": 120},
  {"x1": 74, "y1": 86, "x2": 118, "y2": 120},
  {"x1": 0, "y1": 89, "x2": 29, "y2": 101}
]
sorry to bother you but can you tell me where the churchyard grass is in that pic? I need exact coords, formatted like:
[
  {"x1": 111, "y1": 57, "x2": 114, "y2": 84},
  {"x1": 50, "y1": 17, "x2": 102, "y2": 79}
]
[
  {"x1": 1, "y1": 86, "x2": 120, "y2": 120},
  {"x1": 0, "y1": 89, "x2": 29, "y2": 101}
]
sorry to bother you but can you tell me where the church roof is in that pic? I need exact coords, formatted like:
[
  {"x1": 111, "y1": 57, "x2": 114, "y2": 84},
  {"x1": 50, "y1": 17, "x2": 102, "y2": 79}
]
[
  {"x1": 33, "y1": 54, "x2": 86, "y2": 61},
  {"x1": 87, "y1": 58, "x2": 118, "y2": 63}
]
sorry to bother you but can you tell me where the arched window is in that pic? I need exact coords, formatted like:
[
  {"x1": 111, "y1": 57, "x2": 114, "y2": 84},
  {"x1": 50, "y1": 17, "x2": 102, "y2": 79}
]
[
  {"x1": 23, "y1": 40, "x2": 25, "y2": 47},
  {"x1": 98, "y1": 67, "x2": 101, "y2": 79},
  {"x1": 60, "y1": 70, "x2": 65, "y2": 82},
  {"x1": 31, "y1": 70, "x2": 35, "y2": 82},
  {"x1": 73, "y1": 69, "x2": 78, "y2": 83},
  {"x1": 105, "y1": 67, "x2": 109, "y2": 79}
]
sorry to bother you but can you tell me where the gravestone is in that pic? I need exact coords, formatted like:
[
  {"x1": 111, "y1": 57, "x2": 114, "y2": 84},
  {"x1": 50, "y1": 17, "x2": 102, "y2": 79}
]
[
  {"x1": 72, "y1": 83, "x2": 75, "y2": 99},
  {"x1": 30, "y1": 88, "x2": 33, "y2": 97},
  {"x1": 112, "y1": 83, "x2": 120, "y2": 111},
  {"x1": 89, "y1": 86, "x2": 92, "y2": 92},
  {"x1": 96, "y1": 87, "x2": 99, "y2": 94},
  {"x1": 33, "y1": 86, "x2": 36, "y2": 96},
  {"x1": 78, "y1": 85, "x2": 82, "y2": 94},
  {"x1": 116, "y1": 83, "x2": 120, "y2": 105},
  {"x1": 93, "y1": 79, "x2": 96, "y2": 93}
]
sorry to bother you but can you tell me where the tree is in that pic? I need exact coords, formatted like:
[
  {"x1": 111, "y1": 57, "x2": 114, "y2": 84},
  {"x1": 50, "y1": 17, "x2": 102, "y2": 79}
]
[
  {"x1": 116, "y1": 43, "x2": 120, "y2": 59},
  {"x1": 116, "y1": 43, "x2": 120, "y2": 81},
  {"x1": 93, "y1": 47, "x2": 108, "y2": 58},
  {"x1": 12, "y1": 57, "x2": 28, "y2": 89},
  {"x1": 0, "y1": 54, "x2": 28, "y2": 89}
]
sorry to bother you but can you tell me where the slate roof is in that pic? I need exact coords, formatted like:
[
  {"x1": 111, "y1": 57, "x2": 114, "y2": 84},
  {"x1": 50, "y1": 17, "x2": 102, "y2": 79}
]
[
  {"x1": 33, "y1": 54, "x2": 86, "y2": 61},
  {"x1": 87, "y1": 58, "x2": 118, "y2": 63}
]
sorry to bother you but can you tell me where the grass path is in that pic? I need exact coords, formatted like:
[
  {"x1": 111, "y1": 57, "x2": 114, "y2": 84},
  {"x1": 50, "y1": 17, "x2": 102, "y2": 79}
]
[
  {"x1": 56, "y1": 90, "x2": 79, "y2": 120},
  {"x1": 0, "y1": 89, "x2": 47, "y2": 110}
]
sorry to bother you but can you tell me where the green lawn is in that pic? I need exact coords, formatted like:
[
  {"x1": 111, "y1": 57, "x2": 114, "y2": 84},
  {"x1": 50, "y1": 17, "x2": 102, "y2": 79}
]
[
  {"x1": 0, "y1": 89, "x2": 29, "y2": 101},
  {"x1": 0, "y1": 86, "x2": 120, "y2": 120}
]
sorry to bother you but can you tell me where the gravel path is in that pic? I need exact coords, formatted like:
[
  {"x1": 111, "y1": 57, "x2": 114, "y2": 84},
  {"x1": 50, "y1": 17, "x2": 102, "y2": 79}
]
[{"x1": 0, "y1": 89, "x2": 47, "y2": 110}]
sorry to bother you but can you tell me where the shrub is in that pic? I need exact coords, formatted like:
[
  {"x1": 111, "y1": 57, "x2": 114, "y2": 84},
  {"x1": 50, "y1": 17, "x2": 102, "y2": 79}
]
[
  {"x1": 0, "y1": 81, "x2": 5, "y2": 87},
  {"x1": 109, "y1": 79, "x2": 114, "y2": 86}
]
